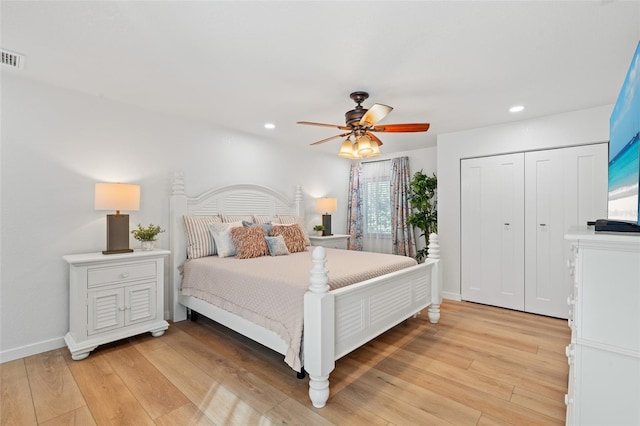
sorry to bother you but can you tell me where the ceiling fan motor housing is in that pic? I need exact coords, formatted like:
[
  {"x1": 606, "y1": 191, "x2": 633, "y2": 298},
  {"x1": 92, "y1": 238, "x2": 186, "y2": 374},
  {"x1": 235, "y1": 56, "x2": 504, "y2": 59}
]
[
  {"x1": 345, "y1": 91, "x2": 370, "y2": 127},
  {"x1": 345, "y1": 108, "x2": 367, "y2": 127}
]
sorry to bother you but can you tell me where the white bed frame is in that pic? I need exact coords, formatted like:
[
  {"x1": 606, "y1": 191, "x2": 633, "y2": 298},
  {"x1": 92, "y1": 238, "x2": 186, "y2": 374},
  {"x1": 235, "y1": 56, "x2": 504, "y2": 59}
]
[{"x1": 169, "y1": 173, "x2": 442, "y2": 408}]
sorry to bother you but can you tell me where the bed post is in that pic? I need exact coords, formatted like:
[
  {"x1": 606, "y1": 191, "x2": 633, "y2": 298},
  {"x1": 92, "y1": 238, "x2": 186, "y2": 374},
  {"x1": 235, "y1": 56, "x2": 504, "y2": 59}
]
[
  {"x1": 294, "y1": 185, "x2": 303, "y2": 216},
  {"x1": 427, "y1": 233, "x2": 442, "y2": 323},
  {"x1": 304, "y1": 246, "x2": 335, "y2": 408},
  {"x1": 169, "y1": 172, "x2": 188, "y2": 322}
]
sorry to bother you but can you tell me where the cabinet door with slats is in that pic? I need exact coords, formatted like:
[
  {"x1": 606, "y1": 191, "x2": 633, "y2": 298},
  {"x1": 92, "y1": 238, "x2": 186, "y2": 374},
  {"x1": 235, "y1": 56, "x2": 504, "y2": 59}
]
[
  {"x1": 87, "y1": 288, "x2": 124, "y2": 335},
  {"x1": 125, "y1": 282, "x2": 156, "y2": 325}
]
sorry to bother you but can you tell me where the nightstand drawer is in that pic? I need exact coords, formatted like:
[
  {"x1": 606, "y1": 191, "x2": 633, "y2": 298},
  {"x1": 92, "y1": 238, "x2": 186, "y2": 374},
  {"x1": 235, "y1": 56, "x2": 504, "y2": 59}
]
[
  {"x1": 309, "y1": 234, "x2": 350, "y2": 250},
  {"x1": 320, "y1": 240, "x2": 347, "y2": 249},
  {"x1": 88, "y1": 261, "x2": 156, "y2": 287}
]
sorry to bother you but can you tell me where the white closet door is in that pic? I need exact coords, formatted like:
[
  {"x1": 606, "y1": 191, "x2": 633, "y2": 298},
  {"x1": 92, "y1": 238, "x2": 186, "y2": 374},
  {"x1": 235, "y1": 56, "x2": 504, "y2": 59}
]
[
  {"x1": 524, "y1": 149, "x2": 565, "y2": 317},
  {"x1": 461, "y1": 153, "x2": 525, "y2": 311},
  {"x1": 524, "y1": 144, "x2": 607, "y2": 318}
]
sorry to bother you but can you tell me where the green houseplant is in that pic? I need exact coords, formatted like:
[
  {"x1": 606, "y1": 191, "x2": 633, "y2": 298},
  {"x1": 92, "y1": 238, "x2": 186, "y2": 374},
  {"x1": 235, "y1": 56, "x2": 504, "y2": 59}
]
[
  {"x1": 407, "y1": 171, "x2": 437, "y2": 262},
  {"x1": 313, "y1": 224, "x2": 325, "y2": 235},
  {"x1": 131, "y1": 223, "x2": 165, "y2": 250}
]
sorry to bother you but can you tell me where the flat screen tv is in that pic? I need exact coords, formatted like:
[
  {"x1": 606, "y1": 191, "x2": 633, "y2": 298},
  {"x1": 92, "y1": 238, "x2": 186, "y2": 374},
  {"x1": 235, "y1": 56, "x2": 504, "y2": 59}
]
[{"x1": 598, "y1": 41, "x2": 640, "y2": 233}]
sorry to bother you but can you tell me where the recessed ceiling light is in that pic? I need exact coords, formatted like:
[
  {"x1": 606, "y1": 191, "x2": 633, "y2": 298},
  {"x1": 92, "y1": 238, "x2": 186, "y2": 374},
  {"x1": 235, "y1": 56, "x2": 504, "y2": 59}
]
[
  {"x1": 509, "y1": 105, "x2": 525, "y2": 113},
  {"x1": 264, "y1": 123, "x2": 275, "y2": 129}
]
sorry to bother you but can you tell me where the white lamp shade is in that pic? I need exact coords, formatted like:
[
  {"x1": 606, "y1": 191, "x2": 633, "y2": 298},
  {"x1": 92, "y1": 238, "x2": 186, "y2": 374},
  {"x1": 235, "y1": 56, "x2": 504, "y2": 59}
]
[
  {"x1": 356, "y1": 134, "x2": 373, "y2": 156},
  {"x1": 338, "y1": 139, "x2": 355, "y2": 158},
  {"x1": 95, "y1": 183, "x2": 140, "y2": 212},
  {"x1": 316, "y1": 197, "x2": 337, "y2": 214},
  {"x1": 366, "y1": 140, "x2": 381, "y2": 158}
]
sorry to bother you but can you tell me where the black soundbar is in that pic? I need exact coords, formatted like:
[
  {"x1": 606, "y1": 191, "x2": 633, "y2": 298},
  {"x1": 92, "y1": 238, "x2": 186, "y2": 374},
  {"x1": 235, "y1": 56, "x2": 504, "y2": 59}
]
[{"x1": 594, "y1": 219, "x2": 640, "y2": 233}]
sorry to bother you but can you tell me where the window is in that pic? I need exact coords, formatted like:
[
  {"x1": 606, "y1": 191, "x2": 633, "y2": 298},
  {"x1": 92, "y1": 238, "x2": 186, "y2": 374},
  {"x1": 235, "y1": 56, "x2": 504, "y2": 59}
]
[
  {"x1": 360, "y1": 160, "x2": 392, "y2": 252},
  {"x1": 363, "y1": 179, "x2": 391, "y2": 235}
]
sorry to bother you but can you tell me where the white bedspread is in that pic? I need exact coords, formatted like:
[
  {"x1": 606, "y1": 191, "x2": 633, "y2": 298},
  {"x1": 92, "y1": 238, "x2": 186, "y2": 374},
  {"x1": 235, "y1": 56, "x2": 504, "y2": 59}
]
[{"x1": 180, "y1": 248, "x2": 417, "y2": 371}]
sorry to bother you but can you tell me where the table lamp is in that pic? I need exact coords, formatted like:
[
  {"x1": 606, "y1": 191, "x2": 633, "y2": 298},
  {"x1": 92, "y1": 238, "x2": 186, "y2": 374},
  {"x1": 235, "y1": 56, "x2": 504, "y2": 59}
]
[
  {"x1": 95, "y1": 183, "x2": 140, "y2": 254},
  {"x1": 316, "y1": 197, "x2": 337, "y2": 236}
]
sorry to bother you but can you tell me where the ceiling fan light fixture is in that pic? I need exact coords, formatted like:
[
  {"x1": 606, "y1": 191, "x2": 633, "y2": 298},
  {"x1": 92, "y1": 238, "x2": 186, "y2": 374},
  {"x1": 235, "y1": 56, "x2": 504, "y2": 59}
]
[
  {"x1": 356, "y1": 134, "x2": 373, "y2": 156},
  {"x1": 367, "y1": 141, "x2": 381, "y2": 158},
  {"x1": 338, "y1": 138, "x2": 356, "y2": 158}
]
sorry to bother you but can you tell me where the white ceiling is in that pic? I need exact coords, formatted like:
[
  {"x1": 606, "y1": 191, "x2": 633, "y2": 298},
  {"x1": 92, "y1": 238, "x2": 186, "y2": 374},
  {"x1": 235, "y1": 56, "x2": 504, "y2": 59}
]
[{"x1": 2, "y1": 1, "x2": 639, "y2": 155}]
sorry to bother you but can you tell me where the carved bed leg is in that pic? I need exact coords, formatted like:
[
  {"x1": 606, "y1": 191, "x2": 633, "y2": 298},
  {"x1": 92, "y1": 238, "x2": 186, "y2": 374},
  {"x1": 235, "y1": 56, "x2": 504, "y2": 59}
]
[
  {"x1": 428, "y1": 304, "x2": 441, "y2": 323},
  {"x1": 296, "y1": 370, "x2": 306, "y2": 379},
  {"x1": 304, "y1": 247, "x2": 335, "y2": 409},
  {"x1": 308, "y1": 374, "x2": 330, "y2": 408}
]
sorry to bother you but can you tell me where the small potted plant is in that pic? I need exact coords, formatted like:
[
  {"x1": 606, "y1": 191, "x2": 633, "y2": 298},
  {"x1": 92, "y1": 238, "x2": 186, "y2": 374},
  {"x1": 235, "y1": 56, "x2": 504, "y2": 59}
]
[
  {"x1": 313, "y1": 224, "x2": 325, "y2": 236},
  {"x1": 131, "y1": 223, "x2": 165, "y2": 250}
]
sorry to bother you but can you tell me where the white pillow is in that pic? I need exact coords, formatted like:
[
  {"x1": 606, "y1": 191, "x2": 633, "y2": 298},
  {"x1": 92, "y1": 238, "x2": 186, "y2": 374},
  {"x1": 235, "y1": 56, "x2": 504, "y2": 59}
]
[{"x1": 208, "y1": 222, "x2": 242, "y2": 257}]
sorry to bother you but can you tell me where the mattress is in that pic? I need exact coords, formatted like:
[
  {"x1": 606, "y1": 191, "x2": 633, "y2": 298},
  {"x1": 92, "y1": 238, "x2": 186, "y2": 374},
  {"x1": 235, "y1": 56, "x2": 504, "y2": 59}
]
[{"x1": 180, "y1": 247, "x2": 417, "y2": 371}]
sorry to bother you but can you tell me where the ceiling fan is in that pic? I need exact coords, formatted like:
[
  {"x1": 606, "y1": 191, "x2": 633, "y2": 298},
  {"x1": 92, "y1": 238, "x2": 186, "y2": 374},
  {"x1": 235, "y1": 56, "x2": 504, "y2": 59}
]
[{"x1": 297, "y1": 91, "x2": 430, "y2": 159}]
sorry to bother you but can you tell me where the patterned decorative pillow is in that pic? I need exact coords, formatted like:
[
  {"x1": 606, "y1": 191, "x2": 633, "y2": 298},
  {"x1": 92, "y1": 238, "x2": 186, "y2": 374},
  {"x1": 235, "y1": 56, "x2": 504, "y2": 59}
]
[
  {"x1": 230, "y1": 226, "x2": 269, "y2": 259},
  {"x1": 276, "y1": 215, "x2": 310, "y2": 246},
  {"x1": 242, "y1": 220, "x2": 272, "y2": 235},
  {"x1": 270, "y1": 224, "x2": 307, "y2": 253},
  {"x1": 265, "y1": 235, "x2": 290, "y2": 256},
  {"x1": 183, "y1": 215, "x2": 223, "y2": 259},
  {"x1": 253, "y1": 214, "x2": 275, "y2": 224},
  {"x1": 208, "y1": 222, "x2": 243, "y2": 258},
  {"x1": 222, "y1": 214, "x2": 253, "y2": 224}
]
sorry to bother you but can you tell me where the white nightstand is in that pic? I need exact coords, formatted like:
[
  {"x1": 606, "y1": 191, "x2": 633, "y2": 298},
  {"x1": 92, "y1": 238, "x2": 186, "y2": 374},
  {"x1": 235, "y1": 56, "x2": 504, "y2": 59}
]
[
  {"x1": 63, "y1": 249, "x2": 170, "y2": 360},
  {"x1": 309, "y1": 234, "x2": 350, "y2": 250}
]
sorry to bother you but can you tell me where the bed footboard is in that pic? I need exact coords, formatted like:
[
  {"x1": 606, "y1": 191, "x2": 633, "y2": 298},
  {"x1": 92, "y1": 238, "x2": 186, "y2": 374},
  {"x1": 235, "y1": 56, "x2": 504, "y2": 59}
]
[{"x1": 304, "y1": 234, "x2": 442, "y2": 408}]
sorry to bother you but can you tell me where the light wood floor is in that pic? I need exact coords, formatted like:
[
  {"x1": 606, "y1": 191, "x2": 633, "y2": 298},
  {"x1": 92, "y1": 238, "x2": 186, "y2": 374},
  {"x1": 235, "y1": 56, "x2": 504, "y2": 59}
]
[{"x1": 1, "y1": 300, "x2": 570, "y2": 425}]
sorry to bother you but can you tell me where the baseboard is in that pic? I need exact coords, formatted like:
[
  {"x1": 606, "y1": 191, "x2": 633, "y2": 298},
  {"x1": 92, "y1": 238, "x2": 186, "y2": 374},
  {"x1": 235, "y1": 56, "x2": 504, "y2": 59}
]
[
  {"x1": 0, "y1": 336, "x2": 66, "y2": 363},
  {"x1": 442, "y1": 291, "x2": 462, "y2": 302}
]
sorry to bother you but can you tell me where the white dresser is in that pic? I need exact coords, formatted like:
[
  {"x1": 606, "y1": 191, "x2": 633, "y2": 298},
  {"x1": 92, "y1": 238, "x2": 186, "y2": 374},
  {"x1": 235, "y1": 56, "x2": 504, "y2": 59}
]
[
  {"x1": 564, "y1": 230, "x2": 640, "y2": 425},
  {"x1": 64, "y1": 249, "x2": 170, "y2": 360}
]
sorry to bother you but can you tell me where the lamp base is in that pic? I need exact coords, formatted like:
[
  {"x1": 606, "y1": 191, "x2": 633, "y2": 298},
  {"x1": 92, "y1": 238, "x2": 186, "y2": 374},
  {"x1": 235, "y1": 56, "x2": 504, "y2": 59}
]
[
  {"x1": 322, "y1": 214, "x2": 333, "y2": 236},
  {"x1": 103, "y1": 214, "x2": 133, "y2": 255},
  {"x1": 102, "y1": 249, "x2": 134, "y2": 255}
]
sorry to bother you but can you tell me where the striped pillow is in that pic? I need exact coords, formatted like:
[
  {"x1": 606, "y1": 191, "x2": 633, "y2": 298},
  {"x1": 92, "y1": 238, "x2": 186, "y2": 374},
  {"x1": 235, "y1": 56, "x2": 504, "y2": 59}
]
[
  {"x1": 222, "y1": 214, "x2": 253, "y2": 224},
  {"x1": 253, "y1": 214, "x2": 275, "y2": 224},
  {"x1": 183, "y1": 215, "x2": 223, "y2": 259}
]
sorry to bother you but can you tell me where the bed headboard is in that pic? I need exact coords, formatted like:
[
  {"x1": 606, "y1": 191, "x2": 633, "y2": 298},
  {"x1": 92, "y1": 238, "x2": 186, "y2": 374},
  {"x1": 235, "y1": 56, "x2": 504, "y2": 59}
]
[{"x1": 168, "y1": 172, "x2": 303, "y2": 320}]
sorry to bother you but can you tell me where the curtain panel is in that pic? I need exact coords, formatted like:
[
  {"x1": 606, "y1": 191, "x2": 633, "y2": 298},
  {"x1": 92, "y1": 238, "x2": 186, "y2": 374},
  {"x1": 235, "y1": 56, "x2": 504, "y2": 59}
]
[
  {"x1": 347, "y1": 157, "x2": 416, "y2": 257},
  {"x1": 391, "y1": 157, "x2": 416, "y2": 257}
]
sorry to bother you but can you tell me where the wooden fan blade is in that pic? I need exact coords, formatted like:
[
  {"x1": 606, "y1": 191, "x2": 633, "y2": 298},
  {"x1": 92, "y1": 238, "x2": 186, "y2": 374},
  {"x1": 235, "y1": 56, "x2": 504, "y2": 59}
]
[
  {"x1": 371, "y1": 123, "x2": 430, "y2": 133},
  {"x1": 365, "y1": 132, "x2": 383, "y2": 146},
  {"x1": 310, "y1": 132, "x2": 352, "y2": 146},
  {"x1": 359, "y1": 104, "x2": 393, "y2": 127},
  {"x1": 297, "y1": 121, "x2": 351, "y2": 131}
]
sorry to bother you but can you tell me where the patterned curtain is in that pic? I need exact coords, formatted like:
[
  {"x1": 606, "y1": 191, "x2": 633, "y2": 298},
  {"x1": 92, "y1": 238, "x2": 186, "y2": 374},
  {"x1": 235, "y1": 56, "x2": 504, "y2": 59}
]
[
  {"x1": 346, "y1": 161, "x2": 363, "y2": 250},
  {"x1": 391, "y1": 157, "x2": 416, "y2": 257}
]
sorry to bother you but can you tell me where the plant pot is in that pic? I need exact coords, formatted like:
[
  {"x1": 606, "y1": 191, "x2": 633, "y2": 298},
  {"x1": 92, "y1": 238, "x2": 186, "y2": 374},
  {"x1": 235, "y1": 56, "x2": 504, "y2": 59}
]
[
  {"x1": 140, "y1": 241, "x2": 154, "y2": 251},
  {"x1": 315, "y1": 231, "x2": 323, "y2": 236}
]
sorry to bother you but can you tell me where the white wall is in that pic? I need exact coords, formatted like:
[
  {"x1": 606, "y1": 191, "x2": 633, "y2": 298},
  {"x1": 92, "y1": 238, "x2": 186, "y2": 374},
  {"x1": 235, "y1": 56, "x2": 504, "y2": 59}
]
[
  {"x1": 437, "y1": 105, "x2": 611, "y2": 300},
  {"x1": 0, "y1": 74, "x2": 351, "y2": 362}
]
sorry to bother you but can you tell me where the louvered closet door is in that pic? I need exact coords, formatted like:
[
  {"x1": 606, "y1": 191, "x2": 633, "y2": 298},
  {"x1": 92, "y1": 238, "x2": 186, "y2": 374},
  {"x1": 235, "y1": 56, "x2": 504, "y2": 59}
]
[
  {"x1": 524, "y1": 144, "x2": 607, "y2": 318},
  {"x1": 461, "y1": 153, "x2": 525, "y2": 310}
]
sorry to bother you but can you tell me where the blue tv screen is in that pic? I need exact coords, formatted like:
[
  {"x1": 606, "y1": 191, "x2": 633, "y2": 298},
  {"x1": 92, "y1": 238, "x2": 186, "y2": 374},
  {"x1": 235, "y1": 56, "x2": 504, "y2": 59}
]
[{"x1": 608, "y1": 41, "x2": 640, "y2": 225}]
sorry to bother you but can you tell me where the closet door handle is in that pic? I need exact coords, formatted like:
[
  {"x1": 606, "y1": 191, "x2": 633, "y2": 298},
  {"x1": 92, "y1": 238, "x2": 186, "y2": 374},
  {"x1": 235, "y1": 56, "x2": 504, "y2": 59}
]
[{"x1": 540, "y1": 223, "x2": 546, "y2": 227}]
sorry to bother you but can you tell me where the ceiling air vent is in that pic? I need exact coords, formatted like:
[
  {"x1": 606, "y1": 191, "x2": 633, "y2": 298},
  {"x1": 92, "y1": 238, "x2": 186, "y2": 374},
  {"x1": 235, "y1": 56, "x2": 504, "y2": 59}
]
[{"x1": 1, "y1": 49, "x2": 24, "y2": 69}]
